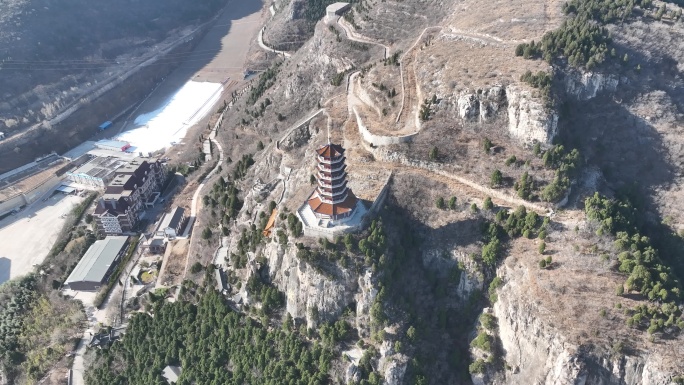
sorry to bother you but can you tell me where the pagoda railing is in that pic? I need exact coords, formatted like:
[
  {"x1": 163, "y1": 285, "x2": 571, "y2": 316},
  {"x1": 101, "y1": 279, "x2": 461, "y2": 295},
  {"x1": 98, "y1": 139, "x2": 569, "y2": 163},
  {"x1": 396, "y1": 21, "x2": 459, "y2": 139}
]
[
  {"x1": 317, "y1": 178, "x2": 347, "y2": 189},
  {"x1": 316, "y1": 155, "x2": 345, "y2": 165},
  {"x1": 317, "y1": 162, "x2": 346, "y2": 173}
]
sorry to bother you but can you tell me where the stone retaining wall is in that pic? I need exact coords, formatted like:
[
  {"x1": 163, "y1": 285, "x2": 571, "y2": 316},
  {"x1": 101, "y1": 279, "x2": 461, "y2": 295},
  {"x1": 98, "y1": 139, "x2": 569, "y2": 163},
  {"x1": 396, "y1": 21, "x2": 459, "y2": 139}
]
[{"x1": 354, "y1": 108, "x2": 417, "y2": 146}]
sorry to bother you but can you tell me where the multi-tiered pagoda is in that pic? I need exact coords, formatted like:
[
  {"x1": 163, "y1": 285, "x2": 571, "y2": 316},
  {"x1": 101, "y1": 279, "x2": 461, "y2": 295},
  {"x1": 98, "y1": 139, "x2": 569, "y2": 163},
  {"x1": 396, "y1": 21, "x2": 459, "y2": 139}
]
[{"x1": 306, "y1": 143, "x2": 358, "y2": 222}]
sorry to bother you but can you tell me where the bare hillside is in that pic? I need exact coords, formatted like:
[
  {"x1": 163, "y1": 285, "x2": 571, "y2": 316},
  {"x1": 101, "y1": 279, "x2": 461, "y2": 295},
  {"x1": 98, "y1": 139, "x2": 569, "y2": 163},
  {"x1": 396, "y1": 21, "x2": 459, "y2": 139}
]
[
  {"x1": 0, "y1": 0, "x2": 226, "y2": 168},
  {"x1": 212, "y1": 0, "x2": 684, "y2": 384}
]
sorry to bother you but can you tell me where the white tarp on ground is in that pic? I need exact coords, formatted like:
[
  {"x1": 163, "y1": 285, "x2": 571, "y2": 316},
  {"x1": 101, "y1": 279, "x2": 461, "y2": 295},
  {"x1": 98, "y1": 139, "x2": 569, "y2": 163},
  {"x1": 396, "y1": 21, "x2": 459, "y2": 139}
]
[{"x1": 118, "y1": 81, "x2": 223, "y2": 154}]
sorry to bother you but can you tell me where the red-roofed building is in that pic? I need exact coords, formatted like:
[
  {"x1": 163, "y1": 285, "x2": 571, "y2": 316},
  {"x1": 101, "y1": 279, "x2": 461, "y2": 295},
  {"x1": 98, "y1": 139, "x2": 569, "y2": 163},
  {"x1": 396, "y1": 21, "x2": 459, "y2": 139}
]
[{"x1": 306, "y1": 143, "x2": 358, "y2": 222}]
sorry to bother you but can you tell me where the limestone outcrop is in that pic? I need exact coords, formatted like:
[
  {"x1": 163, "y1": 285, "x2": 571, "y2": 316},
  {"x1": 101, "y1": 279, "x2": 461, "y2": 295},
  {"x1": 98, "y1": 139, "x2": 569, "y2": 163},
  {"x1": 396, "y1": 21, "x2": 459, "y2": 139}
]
[
  {"x1": 456, "y1": 85, "x2": 557, "y2": 146},
  {"x1": 458, "y1": 93, "x2": 480, "y2": 119},
  {"x1": 381, "y1": 355, "x2": 408, "y2": 385},
  {"x1": 564, "y1": 71, "x2": 619, "y2": 101},
  {"x1": 506, "y1": 85, "x2": 558, "y2": 146},
  {"x1": 279, "y1": 122, "x2": 311, "y2": 150},
  {"x1": 355, "y1": 270, "x2": 377, "y2": 338},
  {"x1": 261, "y1": 241, "x2": 357, "y2": 329},
  {"x1": 487, "y1": 261, "x2": 681, "y2": 385},
  {"x1": 456, "y1": 87, "x2": 506, "y2": 122}
]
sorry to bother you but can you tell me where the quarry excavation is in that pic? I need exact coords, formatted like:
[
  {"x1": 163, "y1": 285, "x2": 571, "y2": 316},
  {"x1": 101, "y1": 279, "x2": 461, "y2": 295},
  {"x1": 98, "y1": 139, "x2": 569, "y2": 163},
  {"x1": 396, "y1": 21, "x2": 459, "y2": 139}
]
[{"x1": 1, "y1": 0, "x2": 684, "y2": 385}]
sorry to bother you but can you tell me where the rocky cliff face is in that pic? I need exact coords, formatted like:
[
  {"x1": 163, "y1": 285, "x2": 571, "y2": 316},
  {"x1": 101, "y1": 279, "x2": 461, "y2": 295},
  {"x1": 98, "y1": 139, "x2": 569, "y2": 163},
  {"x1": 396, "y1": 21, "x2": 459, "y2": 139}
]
[
  {"x1": 457, "y1": 87, "x2": 507, "y2": 122},
  {"x1": 489, "y1": 261, "x2": 679, "y2": 385},
  {"x1": 355, "y1": 270, "x2": 377, "y2": 338},
  {"x1": 277, "y1": 22, "x2": 363, "y2": 103},
  {"x1": 506, "y1": 85, "x2": 558, "y2": 146},
  {"x1": 455, "y1": 69, "x2": 619, "y2": 147},
  {"x1": 264, "y1": 0, "x2": 313, "y2": 51},
  {"x1": 456, "y1": 85, "x2": 558, "y2": 146},
  {"x1": 378, "y1": 341, "x2": 408, "y2": 385},
  {"x1": 262, "y1": 241, "x2": 358, "y2": 329},
  {"x1": 260, "y1": 239, "x2": 408, "y2": 385},
  {"x1": 564, "y1": 71, "x2": 619, "y2": 101}
]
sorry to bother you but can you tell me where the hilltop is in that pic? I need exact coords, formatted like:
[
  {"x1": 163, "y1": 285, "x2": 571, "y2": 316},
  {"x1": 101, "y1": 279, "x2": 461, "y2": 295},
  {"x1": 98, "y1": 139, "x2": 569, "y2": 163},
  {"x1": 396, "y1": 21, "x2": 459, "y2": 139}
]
[
  {"x1": 205, "y1": 0, "x2": 684, "y2": 383},
  {"x1": 2, "y1": 0, "x2": 683, "y2": 384}
]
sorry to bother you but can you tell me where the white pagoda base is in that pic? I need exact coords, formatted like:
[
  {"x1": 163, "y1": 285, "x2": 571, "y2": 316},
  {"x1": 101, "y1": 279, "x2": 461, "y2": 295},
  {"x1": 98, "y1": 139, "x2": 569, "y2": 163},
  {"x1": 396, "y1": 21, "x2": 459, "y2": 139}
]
[{"x1": 296, "y1": 200, "x2": 368, "y2": 239}]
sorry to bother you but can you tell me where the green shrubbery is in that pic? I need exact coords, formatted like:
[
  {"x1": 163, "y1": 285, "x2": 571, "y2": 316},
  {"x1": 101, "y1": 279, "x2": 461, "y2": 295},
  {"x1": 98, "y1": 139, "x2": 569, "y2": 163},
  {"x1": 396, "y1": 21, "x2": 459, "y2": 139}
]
[
  {"x1": 479, "y1": 205, "x2": 546, "y2": 270},
  {"x1": 470, "y1": 332, "x2": 493, "y2": 352},
  {"x1": 231, "y1": 225, "x2": 264, "y2": 268},
  {"x1": 233, "y1": 154, "x2": 255, "y2": 180},
  {"x1": 0, "y1": 275, "x2": 38, "y2": 380},
  {"x1": 86, "y1": 291, "x2": 332, "y2": 385},
  {"x1": 246, "y1": 274, "x2": 285, "y2": 315},
  {"x1": 515, "y1": 0, "x2": 644, "y2": 68},
  {"x1": 585, "y1": 193, "x2": 683, "y2": 334},
  {"x1": 488, "y1": 277, "x2": 503, "y2": 303},
  {"x1": 247, "y1": 62, "x2": 281, "y2": 105},
  {"x1": 490, "y1": 169, "x2": 503, "y2": 187},
  {"x1": 540, "y1": 145, "x2": 581, "y2": 203},
  {"x1": 468, "y1": 311, "x2": 503, "y2": 375},
  {"x1": 520, "y1": 70, "x2": 554, "y2": 107},
  {"x1": 514, "y1": 171, "x2": 535, "y2": 200},
  {"x1": 287, "y1": 213, "x2": 303, "y2": 238},
  {"x1": 207, "y1": 176, "x2": 243, "y2": 229},
  {"x1": 419, "y1": 97, "x2": 436, "y2": 121}
]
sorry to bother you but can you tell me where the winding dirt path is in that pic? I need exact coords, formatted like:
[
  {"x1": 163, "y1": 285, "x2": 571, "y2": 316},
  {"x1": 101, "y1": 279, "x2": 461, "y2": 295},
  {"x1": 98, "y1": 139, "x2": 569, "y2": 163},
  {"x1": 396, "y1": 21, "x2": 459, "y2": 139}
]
[
  {"x1": 332, "y1": 22, "x2": 583, "y2": 222},
  {"x1": 395, "y1": 26, "x2": 441, "y2": 128},
  {"x1": 336, "y1": 17, "x2": 390, "y2": 59},
  {"x1": 182, "y1": 113, "x2": 226, "y2": 277},
  {"x1": 258, "y1": 26, "x2": 292, "y2": 58}
]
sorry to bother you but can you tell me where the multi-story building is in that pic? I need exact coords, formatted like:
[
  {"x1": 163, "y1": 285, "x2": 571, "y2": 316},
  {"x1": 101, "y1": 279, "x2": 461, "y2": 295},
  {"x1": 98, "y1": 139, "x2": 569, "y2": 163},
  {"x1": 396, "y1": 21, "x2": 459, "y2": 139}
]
[
  {"x1": 94, "y1": 197, "x2": 138, "y2": 235},
  {"x1": 306, "y1": 143, "x2": 359, "y2": 223},
  {"x1": 93, "y1": 158, "x2": 166, "y2": 236}
]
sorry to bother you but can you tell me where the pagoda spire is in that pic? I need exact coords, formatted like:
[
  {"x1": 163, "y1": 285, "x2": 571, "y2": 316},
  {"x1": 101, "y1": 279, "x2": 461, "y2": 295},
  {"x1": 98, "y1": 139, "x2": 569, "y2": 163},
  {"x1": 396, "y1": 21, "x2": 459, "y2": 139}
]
[{"x1": 327, "y1": 122, "x2": 331, "y2": 144}]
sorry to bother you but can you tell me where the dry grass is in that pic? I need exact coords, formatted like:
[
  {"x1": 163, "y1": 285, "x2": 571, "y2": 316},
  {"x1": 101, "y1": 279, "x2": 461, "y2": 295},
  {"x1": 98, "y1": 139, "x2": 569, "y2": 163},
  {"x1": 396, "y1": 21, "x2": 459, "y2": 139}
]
[
  {"x1": 157, "y1": 239, "x2": 189, "y2": 287},
  {"x1": 500, "y1": 221, "x2": 684, "y2": 370},
  {"x1": 415, "y1": 36, "x2": 549, "y2": 100},
  {"x1": 443, "y1": 0, "x2": 565, "y2": 41}
]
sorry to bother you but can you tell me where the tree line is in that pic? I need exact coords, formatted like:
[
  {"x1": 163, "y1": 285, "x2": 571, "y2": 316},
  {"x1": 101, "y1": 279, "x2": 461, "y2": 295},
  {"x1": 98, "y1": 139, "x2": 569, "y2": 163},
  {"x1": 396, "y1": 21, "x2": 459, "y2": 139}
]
[
  {"x1": 585, "y1": 193, "x2": 684, "y2": 335},
  {"x1": 515, "y1": 0, "x2": 645, "y2": 69},
  {"x1": 86, "y1": 290, "x2": 334, "y2": 385}
]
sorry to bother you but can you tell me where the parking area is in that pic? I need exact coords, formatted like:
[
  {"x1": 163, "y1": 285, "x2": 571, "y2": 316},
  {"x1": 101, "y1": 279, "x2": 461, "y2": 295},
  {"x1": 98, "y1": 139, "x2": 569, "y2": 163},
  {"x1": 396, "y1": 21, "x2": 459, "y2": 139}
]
[{"x1": 0, "y1": 193, "x2": 84, "y2": 284}]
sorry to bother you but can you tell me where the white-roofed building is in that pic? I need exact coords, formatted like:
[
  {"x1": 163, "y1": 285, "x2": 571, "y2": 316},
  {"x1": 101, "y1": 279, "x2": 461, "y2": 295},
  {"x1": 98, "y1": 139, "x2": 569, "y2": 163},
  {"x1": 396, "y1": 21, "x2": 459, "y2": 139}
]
[
  {"x1": 326, "y1": 2, "x2": 351, "y2": 19},
  {"x1": 162, "y1": 365, "x2": 182, "y2": 384}
]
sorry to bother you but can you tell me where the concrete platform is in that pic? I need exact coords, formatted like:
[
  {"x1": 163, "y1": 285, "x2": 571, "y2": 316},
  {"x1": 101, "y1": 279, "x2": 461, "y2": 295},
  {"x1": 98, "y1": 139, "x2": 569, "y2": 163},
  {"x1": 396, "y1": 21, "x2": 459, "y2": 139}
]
[{"x1": 0, "y1": 193, "x2": 85, "y2": 284}]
